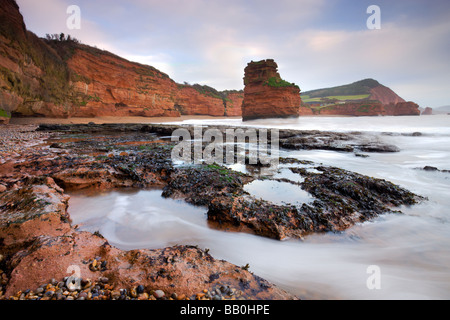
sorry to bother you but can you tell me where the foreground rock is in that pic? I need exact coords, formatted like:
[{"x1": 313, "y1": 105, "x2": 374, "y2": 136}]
[
  {"x1": 0, "y1": 123, "x2": 424, "y2": 299},
  {"x1": 164, "y1": 159, "x2": 422, "y2": 240},
  {"x1": 5, "y1": 275, "x2": 250, "y2": 301},
  {"x1": 0, "y1": 177, "x2": 294, "y2": 300},
  {"x1": 0, "y1": 117, "x2": 10, "y2": 125}
]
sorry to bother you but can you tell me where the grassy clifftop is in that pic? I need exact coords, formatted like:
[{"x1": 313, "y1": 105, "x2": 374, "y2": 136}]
[{"x1": 303, "y1": 79, "x2": 380, "y2": 99}]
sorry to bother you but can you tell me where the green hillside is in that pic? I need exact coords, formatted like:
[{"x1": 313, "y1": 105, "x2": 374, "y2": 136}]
[
  {"x1": 302, "y1": 94, "x2": 370, "y2": 103},
  {"x1": 302, "y1": 79, "x2": 380, "y2": 103}
]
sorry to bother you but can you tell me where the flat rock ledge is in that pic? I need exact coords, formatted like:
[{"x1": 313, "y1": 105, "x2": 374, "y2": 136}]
[
  {"x1": 0, "y1": 123, "x2": 425, "y2": 300},
  {"x1": 0, "y1": 177, "x2": 295, "y2": 300}
]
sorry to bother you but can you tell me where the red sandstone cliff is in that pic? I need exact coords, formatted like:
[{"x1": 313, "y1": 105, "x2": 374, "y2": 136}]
[
  {"x1": 67, "y1": 49, "x2": 244, "y2": 118},
  {"x1": 314, "y1": 101, "x2": 420, "y2": 116},
  {"x1": 0, "y1": 0, "x2": 241, "y2": 120},
  {"x1": 299, "y1": 101, "x2": 315, "y2": 116},
  {"x1": 0, "y1": 0, "x2": 73, "y2": 118},
  {"x1": 224, "y1": 92, "x2": 244, "y2": 116},
  {"x1": 67, "y1": 47, "x2": 180, "y2": 117},
  {"x1": 369, "y1": 85, "x2": 405, "y2": 105},
  {"x1": 383, "y1": 101, "x2": 421, "y2": 116},
  {"x1": 0, "y1": 1, "x2": 420, "y2": 121},
  {"x1": 302, "y1": 78, "x2": 419, "y2": 116},
  {"x1": 242, "y1": 59, "x2": 301, "y2": 121},
  {"x1": 174, "y1": 85, "x2": 225, "y2": 116},
  {"x1": 316, "y1": 102, "x2": 384, "y2": 116}
]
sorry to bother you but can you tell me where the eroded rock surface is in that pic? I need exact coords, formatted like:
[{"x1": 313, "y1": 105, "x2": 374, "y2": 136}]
[
  {"x1": 0, "y1": 0, "x2": 243, "y2": 120},
  {"x1": 0, "y1": 123, "x2": 424, "y2": 299},
  {"x1": 0, "y1": 176, "x2": 294, "y2": 300},
  {"x1": 242, "y1": 59, "x2": 302, "y2": 121}
]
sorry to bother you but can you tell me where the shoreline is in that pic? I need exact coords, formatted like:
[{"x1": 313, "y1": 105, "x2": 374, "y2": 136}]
[
  {"x1": 0, "y1": 121, "x2": 429, "y2": 300},
  {"x1": 9, "y1": 116, "x2": 243, "y2": 125},
  {"x1": 7, "y1": 114, "x2": 378, "y2": 126},
  {"x1": 0, "y1": 123, "x2": 299, "y2": 300}
]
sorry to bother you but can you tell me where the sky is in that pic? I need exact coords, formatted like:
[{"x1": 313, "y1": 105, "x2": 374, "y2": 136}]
[{"x1": 16, "y1": 0, "x2": 450, "y2": 108}]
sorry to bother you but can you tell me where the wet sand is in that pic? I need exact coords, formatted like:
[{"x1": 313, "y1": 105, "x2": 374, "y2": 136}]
[
  {"x1": 9, "y1": 116, "x2": 242, "y2": 125},
  {"x1": 7, "y1": 114, "x2": 351, "y2": 126}
]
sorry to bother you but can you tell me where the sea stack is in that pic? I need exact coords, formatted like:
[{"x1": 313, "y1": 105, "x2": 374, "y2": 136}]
[
  {"x1": 242, "y1": 59, "x2": 301, "y2": 121},
  {"x1": 421, "y1": 107, "x2": 433, "y2": 115}
]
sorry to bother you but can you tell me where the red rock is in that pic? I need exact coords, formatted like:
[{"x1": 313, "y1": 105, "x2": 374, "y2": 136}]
[
  {"x1": 242, "y1": 59, "x2": 301, "y2": 121},
  {"x1": 224, "y1": 92, "x2": 243, "y2": 117},
  {"x1": 369, "y1": 85, "x2": 405, "y2": 105},
  {"x1": 174, "y1": 86, "x2": 224, "y2": 116},
  {"x1": 0, "y1": 117, "x2": 10, "y2": 124},
  {"x1": 0, "y1": 0, "x2": 27, "y2": 42},
  {"x1": 0, "y1": 0, "x2": 73, "y2": 119},
  {"x1": 421, "y1": 107, "x2": 433, "y2": 115},
  {"x1": 383, "y1": 101, "x2": 421, "y2": 116},
  {"x1": 299, "y1": 105, "x2": 314, "y2": 116},
  {"x1": 301, "y1": 79, "x2": 419, "y2": 117},
  {"x1": 313, "y1": 101, "x2": 420, "y2": 117},
  {"x1": 0, "y1": 177, "x2": 72, "y2": 248},
  {"x1": 0, "y1": 177, "x2": 297, "y2": 300},
  {"x1": 0, "y1": 91, "x2": 23, "y2": 117},
  {"x1": 316, "y1": 102, "x2": 384, "y2": 116},
  {"x1": 0, "y1": 0, "x2": 239, "y2": 120},
  {"x1": 67, "y1": 48, "x2": 180, "y2": 118},
  {"x1": 0, "y1": 1, "x2": 423, "y2": 120}
]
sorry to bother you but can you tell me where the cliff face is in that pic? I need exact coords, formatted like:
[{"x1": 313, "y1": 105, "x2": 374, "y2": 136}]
[
  {"x1": 369, "y1": 85, "x2": 405, "y2": 105},
  {"x1": 224, "y1": 92, "x2": 244, "y2": 116},
  {"x1": 174, "y1": 86, "x2": 224, "y2": 116},
  {"x1": 315, "y1": 102, "x2": 384, "y2": 116},
  {"x1": 301, "y1": 78, "x2": 419, "y2": 116},
  {"x1": 0, "y1": 0, "x2": 74, "y2": 118},
  {"x1": 242, "y1": 59, "x2": 301, "y2": 121},
  {"x1": 0, "y1": 1, "x2": 420, "y2": 121},
  {"x1": 0, "y1": 0, "x2": 241, "y2": 120},
  {"x1": 384, "y1": 101, "x2": 421, "y2": 116},
  {"x1": 299, "y1": 104, "x2": 315, "y2": 116},
  {"x1": 67, "y1": 46, "x2": 180, "y2": 117},
  {"x1": 68, "y1": 49, "x2": 244, "y2": 118},
  {"x1": 313, "y1": 101, "x2": 420, "y2": 116}
]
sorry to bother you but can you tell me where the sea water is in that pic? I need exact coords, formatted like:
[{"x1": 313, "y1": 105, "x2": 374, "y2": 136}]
[{"x1": 68, "y1": 115, "x2": 450, "y2": 300}]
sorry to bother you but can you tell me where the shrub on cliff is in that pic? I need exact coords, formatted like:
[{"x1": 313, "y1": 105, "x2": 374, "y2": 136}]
[
  {"x1": 0, "y1": 108, "x2": 11, "y2": 118},
  {"x1": 264, "y1": 77, "x2": 299, "y2": 89}
]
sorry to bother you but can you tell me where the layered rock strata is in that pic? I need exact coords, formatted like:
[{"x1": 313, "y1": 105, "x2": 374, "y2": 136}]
[
  {"x1": 312, "y1": 101, "x2": 420, "y2": 116},
  {"x1": 242, "y1": 59, "x2": 301, "y2": 121},
  {"x1": 0, "y1": 0, "x2": 243, "y2": 121},
  {"x1": 368, "y1": 85, "x2": 405, "y2": 105}
]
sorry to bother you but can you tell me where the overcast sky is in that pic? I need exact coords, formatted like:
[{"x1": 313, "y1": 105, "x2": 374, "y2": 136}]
[{"x1": 16, "y1": 0, "x2": 450, "y2": 108}]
